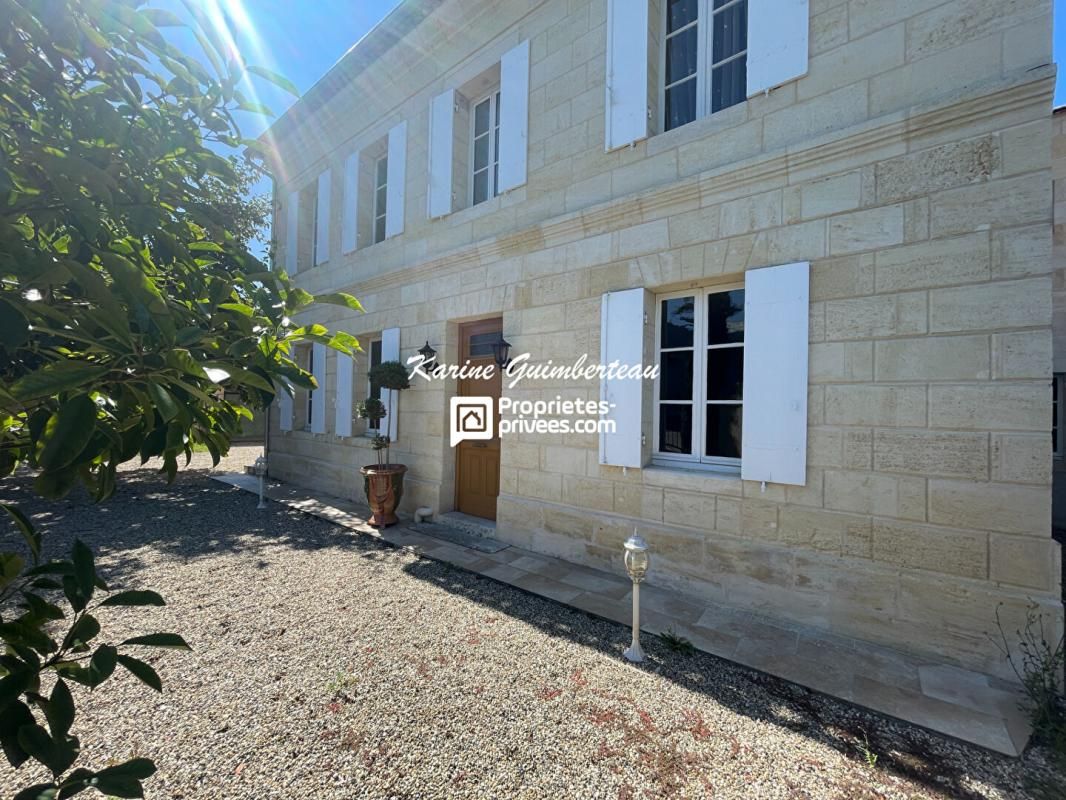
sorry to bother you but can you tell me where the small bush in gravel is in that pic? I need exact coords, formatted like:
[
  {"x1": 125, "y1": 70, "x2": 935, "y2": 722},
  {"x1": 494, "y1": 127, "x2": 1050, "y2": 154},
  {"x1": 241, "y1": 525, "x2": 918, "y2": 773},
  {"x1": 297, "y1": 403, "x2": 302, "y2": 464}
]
[
  {"x1": 992, "y1": 602, "x2": 1066, "y2": 763},
  {"x1": 659, "y1": 628, "x2": 695, "y2": 655}
]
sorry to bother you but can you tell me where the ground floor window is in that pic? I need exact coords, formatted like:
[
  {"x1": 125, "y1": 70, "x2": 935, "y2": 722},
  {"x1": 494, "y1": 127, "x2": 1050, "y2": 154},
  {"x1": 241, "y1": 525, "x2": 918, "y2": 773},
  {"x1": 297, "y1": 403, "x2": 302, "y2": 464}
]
[
  {"x1": 367, "y1": 338, "x2": 383, "y2": 432},
  {"x1": 654, "y1": 285, "x2": 745, "y2": 468}
]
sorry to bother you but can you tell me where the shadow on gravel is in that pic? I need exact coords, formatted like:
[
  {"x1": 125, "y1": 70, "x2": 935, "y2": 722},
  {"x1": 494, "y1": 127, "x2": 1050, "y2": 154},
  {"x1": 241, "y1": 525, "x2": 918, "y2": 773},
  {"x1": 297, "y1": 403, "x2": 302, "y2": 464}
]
[
  {"x1": 0, "y1": 466, "x2": 381, "y2": 585},
  {"x1": 401, "y1": 555, "x2": 1063, "y2": 800},
  {"x1": 1, "y1": 464, "x2": 1061, "y2": 800}
]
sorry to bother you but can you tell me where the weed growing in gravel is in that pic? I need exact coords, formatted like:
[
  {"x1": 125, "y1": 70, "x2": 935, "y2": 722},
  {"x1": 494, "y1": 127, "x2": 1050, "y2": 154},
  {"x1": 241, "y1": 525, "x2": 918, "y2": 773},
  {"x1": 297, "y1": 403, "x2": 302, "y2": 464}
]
[
  {"x1": 857, "y1": 730, "x2": 879, "y2": 769},
  {"x1": 991, "y1": 601, "x2": 1066, "y2": 762},
  {"x1": 659, "y1": 628, "x2": 695, "y2": 655},
  {"x1": 326, "y1": 672, "x2": 359, "y2": 695}
]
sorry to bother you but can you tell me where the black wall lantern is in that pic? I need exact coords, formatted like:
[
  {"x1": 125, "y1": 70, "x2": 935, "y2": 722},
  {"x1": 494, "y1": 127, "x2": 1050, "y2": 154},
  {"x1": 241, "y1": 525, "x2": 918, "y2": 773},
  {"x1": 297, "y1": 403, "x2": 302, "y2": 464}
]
[
  {"x1": 418, "y1": 340, "x2": 437, "y2": 363},
  {"x1": 491, "y1": 336, "x2": 512, "y2": 369}
]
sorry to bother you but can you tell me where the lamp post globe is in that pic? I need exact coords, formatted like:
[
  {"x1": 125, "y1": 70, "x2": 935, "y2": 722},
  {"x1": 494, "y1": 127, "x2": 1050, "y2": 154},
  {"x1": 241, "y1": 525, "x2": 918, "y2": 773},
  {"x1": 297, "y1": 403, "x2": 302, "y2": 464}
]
[{"x1": 622, "y1": 532, "x2": 649, "y2": 663}]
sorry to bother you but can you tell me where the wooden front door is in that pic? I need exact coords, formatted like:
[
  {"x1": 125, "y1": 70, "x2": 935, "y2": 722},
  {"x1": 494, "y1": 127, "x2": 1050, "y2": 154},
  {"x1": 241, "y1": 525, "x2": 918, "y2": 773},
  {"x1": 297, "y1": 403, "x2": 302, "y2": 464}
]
[{"x1": 455, "y1": 319, "x2": 502, "y2": 520}]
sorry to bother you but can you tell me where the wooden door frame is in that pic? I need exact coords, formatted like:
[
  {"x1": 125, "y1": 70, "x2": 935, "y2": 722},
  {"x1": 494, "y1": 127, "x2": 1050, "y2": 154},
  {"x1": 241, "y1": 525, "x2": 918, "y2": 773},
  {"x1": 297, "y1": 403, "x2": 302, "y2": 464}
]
[{"x1": 454, "y1": 317, "x2": 502, "y2": 517}]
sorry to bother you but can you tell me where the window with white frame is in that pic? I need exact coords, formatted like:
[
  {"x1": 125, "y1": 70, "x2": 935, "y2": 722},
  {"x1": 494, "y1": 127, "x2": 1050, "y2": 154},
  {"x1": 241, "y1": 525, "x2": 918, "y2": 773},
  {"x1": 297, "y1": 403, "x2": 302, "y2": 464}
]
[
  {"x1": 662, "y1": 0, "x2": 748, "y2": 133},
  {"x1": 373, "y1": 155, "x2": 388, "y2": 244},
  {"x1": 366, "y1": 339, "x2": 383, "y2": 432},
  {"x1": 654, "y1": 286, "x2": 745, "y2": 467},
  {"x1": 1055, "y1": 373, "x2": 1064, "y2": 459},
  {"x1": 470, "y1": 90, "x2": 500, "y2": 206}
]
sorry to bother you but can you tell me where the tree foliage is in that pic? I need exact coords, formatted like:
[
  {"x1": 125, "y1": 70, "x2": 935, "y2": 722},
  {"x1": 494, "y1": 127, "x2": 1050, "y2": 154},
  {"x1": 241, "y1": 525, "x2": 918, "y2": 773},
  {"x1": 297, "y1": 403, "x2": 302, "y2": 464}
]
[{"x1": 0, "y1": 1, "x2": 361, "y2": 796}]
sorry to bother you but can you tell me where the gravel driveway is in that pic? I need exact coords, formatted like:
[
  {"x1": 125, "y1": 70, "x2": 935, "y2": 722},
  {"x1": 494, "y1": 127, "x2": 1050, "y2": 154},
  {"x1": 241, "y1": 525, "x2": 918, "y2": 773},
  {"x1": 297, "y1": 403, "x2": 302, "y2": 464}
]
[{"x1": 0, "y1": 449, "x2": 1062, "y2": 799}]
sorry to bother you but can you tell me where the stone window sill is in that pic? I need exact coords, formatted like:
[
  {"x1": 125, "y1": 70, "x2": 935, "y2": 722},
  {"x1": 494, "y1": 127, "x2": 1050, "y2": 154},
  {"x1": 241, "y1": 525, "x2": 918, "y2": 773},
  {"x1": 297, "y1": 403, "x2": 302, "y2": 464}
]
[{"x1": 643, "y1": 462, "x2": 743, "y2": 496}]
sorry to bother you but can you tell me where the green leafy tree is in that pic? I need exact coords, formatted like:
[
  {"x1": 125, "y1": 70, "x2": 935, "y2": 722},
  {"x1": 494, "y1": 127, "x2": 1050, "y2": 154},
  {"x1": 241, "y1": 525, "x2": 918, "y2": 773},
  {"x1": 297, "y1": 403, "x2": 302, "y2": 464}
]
[{"x1": 0, "y1": 1, "x2": 361, "y2": 796}]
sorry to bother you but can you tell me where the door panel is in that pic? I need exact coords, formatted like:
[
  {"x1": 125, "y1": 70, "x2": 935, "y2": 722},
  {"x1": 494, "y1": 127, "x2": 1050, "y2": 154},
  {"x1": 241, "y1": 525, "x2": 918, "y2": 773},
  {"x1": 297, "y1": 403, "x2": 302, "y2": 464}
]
[{"x1": 456, "y1": 319, "x2": 502, "y2": 520}]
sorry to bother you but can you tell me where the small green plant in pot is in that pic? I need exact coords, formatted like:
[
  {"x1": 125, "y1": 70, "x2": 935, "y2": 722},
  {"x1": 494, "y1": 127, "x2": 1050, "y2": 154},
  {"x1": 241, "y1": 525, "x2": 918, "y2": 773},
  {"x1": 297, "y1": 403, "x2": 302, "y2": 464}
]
[{"x1": 358, "y1": 362, "x2": 410, "y2": 526}]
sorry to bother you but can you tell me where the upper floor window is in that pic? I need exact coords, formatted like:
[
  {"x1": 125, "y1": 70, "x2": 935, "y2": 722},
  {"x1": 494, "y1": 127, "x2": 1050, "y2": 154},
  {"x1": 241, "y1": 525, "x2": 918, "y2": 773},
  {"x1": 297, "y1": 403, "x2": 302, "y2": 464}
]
[
  {"x1": 471, "y1": 90, "x2": 500, "y2": 206},
  {"x1": 663, "y1": 0, "x2": 748, "y2": 133},
  {"x1": 655, "y1": 286, "x2": 745, "y2": 468},
  {"x1": 373, "y1": 155, "x2": 388, "y2": 244}
]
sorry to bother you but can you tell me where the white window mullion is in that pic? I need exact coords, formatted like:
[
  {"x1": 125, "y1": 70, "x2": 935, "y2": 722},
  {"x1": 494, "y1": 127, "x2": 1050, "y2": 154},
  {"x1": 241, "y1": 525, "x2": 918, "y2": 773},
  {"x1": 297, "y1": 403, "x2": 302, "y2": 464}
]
[{"x1": 693, "y1": 293, "x2": 706, "y2": 462}]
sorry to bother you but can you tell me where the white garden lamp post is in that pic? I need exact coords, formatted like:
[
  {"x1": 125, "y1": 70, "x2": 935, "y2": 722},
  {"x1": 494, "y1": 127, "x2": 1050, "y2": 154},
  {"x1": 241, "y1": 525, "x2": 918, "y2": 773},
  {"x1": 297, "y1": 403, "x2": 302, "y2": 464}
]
[
  {"x1": 253, "y1": 455, "x2": 268, "y2": 509},
  {"x1": 622, "y1": 532, "x2": 649, "y2": 663}
]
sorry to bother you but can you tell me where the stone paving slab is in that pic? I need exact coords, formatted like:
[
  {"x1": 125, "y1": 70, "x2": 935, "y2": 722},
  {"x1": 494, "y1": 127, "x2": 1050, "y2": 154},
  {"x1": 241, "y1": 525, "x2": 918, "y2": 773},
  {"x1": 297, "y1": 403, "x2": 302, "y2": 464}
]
[
  {"x1": 411, "y1": 522, "x2": 511, "y2": 553},
  {"x1": 211, "y1": 472, "x2": 1032, "y2": 756}
]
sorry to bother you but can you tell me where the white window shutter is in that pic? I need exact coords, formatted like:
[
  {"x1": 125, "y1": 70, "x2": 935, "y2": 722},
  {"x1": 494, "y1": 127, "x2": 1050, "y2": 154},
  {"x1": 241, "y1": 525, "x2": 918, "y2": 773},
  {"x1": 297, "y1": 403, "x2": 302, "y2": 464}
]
[
  {"x1": 342, "y1": 152, "x2": 359, "y2": 253},
  {"x1": 599, "y1": 288, "x2": 645, "y2": 468},
  {"x1": 604, "y1": 0, "x2": 649, "y2": 151},
  {"x1": 335, "y1": 352, "x2": 354, "y2": 437},
  {"x1": 315, "y1": 170, "x2": 330, "y2": 265},
  {"x1": 747, "y1": 0, "x2": 809, "y2": 96},
  {"x1": 385, "y1": 121, "x2": 407, "y2": 238},
  {"x1": 285, "y1": 190, "x2": 299, "y2": 274},
  {"x1": 311, "y1": 342, "x2": 327, "y2": 434},
  {"x1": 428, "y1": 90, "x2": 455, "y2": 218},
  {"x1": 277, "y1": 384, "x2": 293, "y2": 432},
  {"x1": 381, "y1": 327, "x2": 401, "y2": 441},
  {"x1": 498, "y1": 40, "x2": 529, "y2": 193},
  {"x1": 741, "y1": 261, "x2": 809, "y2": 486}
]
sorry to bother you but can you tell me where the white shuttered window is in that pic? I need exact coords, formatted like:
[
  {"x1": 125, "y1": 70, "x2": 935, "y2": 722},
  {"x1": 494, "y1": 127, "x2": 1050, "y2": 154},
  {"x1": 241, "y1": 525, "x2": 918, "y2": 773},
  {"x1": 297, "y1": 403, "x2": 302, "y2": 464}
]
[
  {"x1": 277, "y1": 384, "x2": 293, "y2": 432},
  {"x1": 342, "y1": 152, "x2": 359, "y2": 252},
  {"x1": 747, "y1": 0, "x2": 809, "y2": 96},
  {"x1": 384, "y1": 121, "x2": 406, "y2": 238},
  {"x1": 605, "y1": 0, "x2": 650, "y2": 150},
  {"x1": 740, "y1": 261, "x2": 809, "y2": 486},
  {"x1": 314, "y1": 169, "x2": 330, "y2": 265},
  {"x1": 652, "y1": 265, "x2": 809, "y2": 484},
  {"x1": 427, "y1": 90, "x2": 456, "y2": 218},
  {"x1": 498, "y1": 40, "x2": 529, "y2": 193},
  {"x1": 285, "y1": 191, "x2": 299, "y2": 274},
  {"x1": 599, "y1": 288, "x2": 647, "y2": 468}
]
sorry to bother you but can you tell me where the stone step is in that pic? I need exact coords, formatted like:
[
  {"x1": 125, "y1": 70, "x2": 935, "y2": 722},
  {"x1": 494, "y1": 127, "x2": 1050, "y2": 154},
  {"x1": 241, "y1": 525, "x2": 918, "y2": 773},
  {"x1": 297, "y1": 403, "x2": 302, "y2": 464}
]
[{"x1": 435, "y1": 510, "x2": 498, "y2": 538}]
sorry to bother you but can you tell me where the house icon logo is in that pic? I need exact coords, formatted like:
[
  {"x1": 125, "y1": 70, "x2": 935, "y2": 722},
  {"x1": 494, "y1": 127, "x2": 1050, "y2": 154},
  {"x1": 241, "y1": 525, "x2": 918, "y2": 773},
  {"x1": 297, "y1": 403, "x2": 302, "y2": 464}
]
[{"x1": 450, "y1": 397, "x2": 494, "y2": 447}]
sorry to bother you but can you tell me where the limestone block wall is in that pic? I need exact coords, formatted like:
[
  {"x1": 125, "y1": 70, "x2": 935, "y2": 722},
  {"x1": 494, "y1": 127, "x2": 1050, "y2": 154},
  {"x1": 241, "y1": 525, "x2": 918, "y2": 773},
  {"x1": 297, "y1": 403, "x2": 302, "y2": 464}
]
[
  {"x1": 1052, "y1": 109, "x2": 1066, "y2": 529},
  {"x1": 262, "y1": 0, "x2": 1060, "y2": 680}
]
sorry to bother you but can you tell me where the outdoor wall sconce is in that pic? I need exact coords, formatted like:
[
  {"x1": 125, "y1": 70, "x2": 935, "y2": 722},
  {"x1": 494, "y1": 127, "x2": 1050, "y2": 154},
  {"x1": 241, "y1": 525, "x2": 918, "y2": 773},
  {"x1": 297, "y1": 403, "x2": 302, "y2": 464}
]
[
  {"x1": 622, "y1": 532, "x2": 649, "y2": 663},
  {"x1": 418, "y1": 340, "x2": 437, "y2": 363},
  {"x1": 491, "y1": 335, "x2": 512, "y2": 369}
]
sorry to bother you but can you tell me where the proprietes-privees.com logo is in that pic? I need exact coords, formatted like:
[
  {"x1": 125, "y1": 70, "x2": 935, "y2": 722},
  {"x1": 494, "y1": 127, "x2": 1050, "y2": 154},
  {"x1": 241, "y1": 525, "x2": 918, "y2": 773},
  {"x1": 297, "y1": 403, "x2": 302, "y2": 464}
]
[{"x1": 406, "y1": 352, "x2": 660, "y2": 448}]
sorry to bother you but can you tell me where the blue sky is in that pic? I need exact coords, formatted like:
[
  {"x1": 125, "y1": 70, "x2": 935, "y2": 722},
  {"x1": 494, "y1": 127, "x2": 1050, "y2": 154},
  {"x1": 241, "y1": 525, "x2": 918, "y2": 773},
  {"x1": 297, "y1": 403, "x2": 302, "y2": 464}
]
[{"x1": 199, "y1": 0, "x2": 404, "y2": 141}]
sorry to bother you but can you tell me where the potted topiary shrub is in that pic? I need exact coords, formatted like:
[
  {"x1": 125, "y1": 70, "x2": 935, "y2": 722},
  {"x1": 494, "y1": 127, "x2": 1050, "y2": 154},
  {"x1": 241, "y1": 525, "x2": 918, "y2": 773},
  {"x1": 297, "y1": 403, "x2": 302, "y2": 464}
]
[{"x1": 357, "y1": 361, "x2": 410, "y2": 526}]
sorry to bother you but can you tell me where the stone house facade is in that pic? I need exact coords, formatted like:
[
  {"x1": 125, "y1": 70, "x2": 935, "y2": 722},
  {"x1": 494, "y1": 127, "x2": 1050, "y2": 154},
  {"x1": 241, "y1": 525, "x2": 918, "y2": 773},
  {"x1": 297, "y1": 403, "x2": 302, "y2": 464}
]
[{"x1": 260, "y1": 0, "x2": 1060, "y2": 683}]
